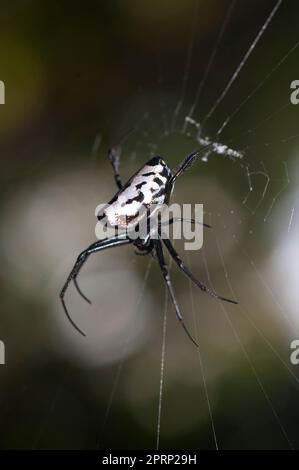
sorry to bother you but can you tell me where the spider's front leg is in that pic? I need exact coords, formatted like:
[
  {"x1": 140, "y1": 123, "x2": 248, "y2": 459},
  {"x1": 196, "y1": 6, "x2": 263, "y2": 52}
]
[
  {"x1": 108, "y1": 145, "x2": 123, "y2": 190},
  {"x1": 60, "y1": 234, "x2": 131, "y2": 336}
]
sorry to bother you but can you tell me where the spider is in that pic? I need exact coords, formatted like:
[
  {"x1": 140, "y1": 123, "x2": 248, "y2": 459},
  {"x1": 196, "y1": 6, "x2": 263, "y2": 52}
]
[{"x1": 60, "y1": 146, "x2": 237, "y2": 346}]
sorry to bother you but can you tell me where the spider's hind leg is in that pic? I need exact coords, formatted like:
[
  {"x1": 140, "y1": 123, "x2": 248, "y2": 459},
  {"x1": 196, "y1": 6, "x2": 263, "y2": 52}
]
[
  {"x1": 166, "y1": 217, "x2": 211, "y2": 229},
  {"x1": 108, "y1": 146, "x2": 122, "y2": 190},
  {"x1": 108, "y1": 128, "x2": 136, "y2": 189},
  {"x1": 154, "y1": 240, "x2": 198, "y2": 347},
  {"x1": 73, "y1": 277, "x2": 92, "y2": 304},
  {"x1": 163, "y1": 238, "x2": 238, "y2": 304}
]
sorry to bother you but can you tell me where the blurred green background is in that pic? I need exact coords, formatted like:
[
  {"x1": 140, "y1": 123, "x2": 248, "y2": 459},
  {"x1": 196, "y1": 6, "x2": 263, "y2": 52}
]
[{"x1": 0, "y1": 0, "x2": 299, "y2": 450}]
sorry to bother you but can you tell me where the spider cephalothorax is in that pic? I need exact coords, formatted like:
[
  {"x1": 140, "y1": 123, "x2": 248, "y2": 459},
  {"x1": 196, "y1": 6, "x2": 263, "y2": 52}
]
[{"x1": 60, "y1": 147, "x2": 237, "y2": 346}]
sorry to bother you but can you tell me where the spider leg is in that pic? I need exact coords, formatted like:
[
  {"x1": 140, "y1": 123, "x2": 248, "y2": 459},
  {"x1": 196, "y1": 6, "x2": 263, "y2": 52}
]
[
  {"x1": 108, "y1": 145, "x2": 122, "y2": 189},
  {"x1": 60, "y1": 234, "x2": 131, "y2": 336},
  {"x1": 73, "y1": 277, "x2": 92, "y2": 304},
  {"x1": 162, "y1": 238, "x2": 238, "y2": 304},
  {"x1": 170, "y1": 144, "x2": 212, "y2": 186},
  {"x1": 158, "y1": 219, "x2": 211, "y2": 243},
  {"x1": 154, "y1": 240, "x2": 198, "y2": 347},
  {"x1": 167, "y1": 217, "x2": 211, "y2": 229},
  {"x1": 170, "y1": 150, "x2": 200, "y2": 185},
  {"x1": 108, "y1": 127, "x2": 136, "y2": 189}
]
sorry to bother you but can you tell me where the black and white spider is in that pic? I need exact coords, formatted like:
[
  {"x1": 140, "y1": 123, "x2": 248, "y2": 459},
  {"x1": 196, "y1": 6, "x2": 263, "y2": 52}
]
[{"x1": 60, "y1": 146, "x2": 237, "y2": 346}]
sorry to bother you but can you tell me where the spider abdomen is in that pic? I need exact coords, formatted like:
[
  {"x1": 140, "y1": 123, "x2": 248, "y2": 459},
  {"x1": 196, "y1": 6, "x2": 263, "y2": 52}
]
[{"x1": 101, "y1": 156, "x2": 172, "y2": 228}]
